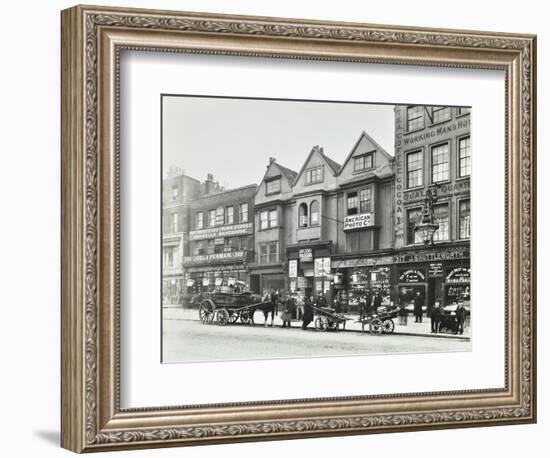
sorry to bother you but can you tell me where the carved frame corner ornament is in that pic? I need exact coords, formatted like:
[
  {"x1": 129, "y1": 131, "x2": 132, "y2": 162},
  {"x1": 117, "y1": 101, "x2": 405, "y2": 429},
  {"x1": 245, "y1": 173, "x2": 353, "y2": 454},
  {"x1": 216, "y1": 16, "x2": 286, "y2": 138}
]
[{"x1": 61, "y1": 4, "x2": 536, "y2": 453}]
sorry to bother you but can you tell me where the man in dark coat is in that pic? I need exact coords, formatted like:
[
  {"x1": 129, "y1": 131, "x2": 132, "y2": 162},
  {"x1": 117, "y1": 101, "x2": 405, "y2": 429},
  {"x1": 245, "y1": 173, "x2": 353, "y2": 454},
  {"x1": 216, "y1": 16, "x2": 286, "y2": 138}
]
[
  {"x1": 358, "y1": 295, "x2": 366, "y2": 321},
  {"x1": 373, "y1": 290, "x2": 383, "y2": 312},
  {"x1": 455, "y1": 300, "x2": 466, "y2": 334},
  {"x1": 413, "y1": 291, "x2": 424, "y2": 323},
  {"x1": 301, "y1": 296, "x2": 314, "y2": 330},
  {"x1": 365, "y1": 292, "x2": 373, "y2": 316},
  {"x1": 431, "y1": 301, "x2": 442, "y2": 333}
]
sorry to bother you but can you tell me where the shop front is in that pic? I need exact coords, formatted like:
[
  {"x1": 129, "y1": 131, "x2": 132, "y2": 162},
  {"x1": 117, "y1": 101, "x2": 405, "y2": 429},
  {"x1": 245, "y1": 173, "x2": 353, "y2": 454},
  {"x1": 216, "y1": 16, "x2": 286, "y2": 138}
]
[
  {"x1": 183, "y1": 250, "x2": 254, "y2": 305},
  {"x1": 287, "y1": 242, "x2": 332, "y2": 304},
  {"x1": 393, "y1": 243, "x2": 470, "y2": 315},
  {"x1": 331, "y1": 254, "x2": 394, "y2": 312}
]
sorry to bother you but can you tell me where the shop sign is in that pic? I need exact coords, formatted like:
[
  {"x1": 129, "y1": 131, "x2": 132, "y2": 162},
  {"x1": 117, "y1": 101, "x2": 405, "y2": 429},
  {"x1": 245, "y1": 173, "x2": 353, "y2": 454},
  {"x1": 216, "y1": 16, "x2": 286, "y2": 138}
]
[
  {"x1": 428, "y1": 262, "x2": 443, "y2": 277},
  {"x1": 297, "y1": 277, "x2": 311, "y2": 288},
  {"x1": 446, "y1": 267, "x2": 470, "y2": 283},
  {"x1": 343, "y1": 212, "x2": 373, "y2": 231},
  {"x1": 214, "y1": 237, "x2": 225, "y2": 245},
  {"x1": 394, "y1": 246, "x2": 469, "y2": 264},
  {"x1": 289, "y1": 280, "x2": 297, "y2": 292},
  {"x1": 314, "y1": 257, "x2": 331, "y2": 277},
  {"x1": 399, "y1": 269, "x2": 425, "y2": 283},
  {"x1": 189, "y1": 251, "x2": 245, "y2": 263},
  {"x1": 299, "y1": 248, "x2": 313, "y2": 262},
  {"x1": 202, "y1": 278, "x2": 210, "y2": 286},
  {"x1": 189, "y1": 222, "x2": 253, "y2": 241},
  {"x1": 288, "y1": 259, "x2": 298, "y2": 278}
]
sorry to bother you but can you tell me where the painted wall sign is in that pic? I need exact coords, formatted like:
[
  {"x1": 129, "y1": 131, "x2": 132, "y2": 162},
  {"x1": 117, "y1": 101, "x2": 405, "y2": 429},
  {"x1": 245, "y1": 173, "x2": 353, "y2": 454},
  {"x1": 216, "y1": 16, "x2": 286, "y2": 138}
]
[
  {"x1": 189, "y1": 251, "x2": 246, "y2": 263},
  {"x1": 288, "y1": 259, "x2": 298, "y2": 278},
  {"x1": 394, "y1": 246, "x2": 469, "y2": 263},
  {"x1": 428, "y1": 262, "x2": 444, "y2": 277},
  {"x1": 399, "y1": 269, "x2": 426, "y2": 283},
  {"x1": 446, "y1": 267, "x2": 470, "y2": 283},
  {"x1": 299, "y1": 248, "x2": 313, "y2": 262},
  {"x1": 189, "y1": 222, "x2": 253, "y2": 241},
  {"x1": 343, "y1": 212, "x2": 373, "y2": 231}
]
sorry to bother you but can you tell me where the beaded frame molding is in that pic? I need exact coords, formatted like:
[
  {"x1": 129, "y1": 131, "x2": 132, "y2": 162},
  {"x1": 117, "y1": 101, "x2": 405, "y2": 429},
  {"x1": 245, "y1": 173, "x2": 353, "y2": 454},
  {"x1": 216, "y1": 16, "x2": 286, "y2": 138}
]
[{"x1": 61, "y1": 4, "x2": 536, "y2": 453}]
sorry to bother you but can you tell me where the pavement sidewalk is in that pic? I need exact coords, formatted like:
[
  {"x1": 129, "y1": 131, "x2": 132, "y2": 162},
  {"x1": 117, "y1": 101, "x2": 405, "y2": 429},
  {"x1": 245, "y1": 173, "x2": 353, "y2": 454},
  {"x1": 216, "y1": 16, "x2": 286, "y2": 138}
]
[{"x1": 163, "y1": 306, "x2": 471, "y2": 340}]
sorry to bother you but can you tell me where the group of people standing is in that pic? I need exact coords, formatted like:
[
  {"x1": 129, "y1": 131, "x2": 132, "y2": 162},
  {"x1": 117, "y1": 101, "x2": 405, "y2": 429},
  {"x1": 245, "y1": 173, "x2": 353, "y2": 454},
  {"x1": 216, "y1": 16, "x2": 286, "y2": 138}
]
[{"x1": 356, "y1": 290, "x2": 384, "y2": 321}]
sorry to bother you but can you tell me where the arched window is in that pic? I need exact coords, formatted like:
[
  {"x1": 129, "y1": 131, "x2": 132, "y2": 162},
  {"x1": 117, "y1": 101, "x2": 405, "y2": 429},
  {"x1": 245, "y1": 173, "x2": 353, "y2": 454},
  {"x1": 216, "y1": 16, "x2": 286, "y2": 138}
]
[
  {"x1": 299, "y1": 203, "x2": 308, "y2": 227},
  {"x1": 310, "y1": 200, "x2": 319, "y2": 226}
]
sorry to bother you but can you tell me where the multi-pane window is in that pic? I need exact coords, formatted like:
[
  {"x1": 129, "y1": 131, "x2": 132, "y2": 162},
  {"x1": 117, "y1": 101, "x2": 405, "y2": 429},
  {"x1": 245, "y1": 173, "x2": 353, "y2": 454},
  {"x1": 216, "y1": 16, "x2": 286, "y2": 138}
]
[
  {"x1": 406, "y1": 208, "x2": 423, "y2": 244},
  {"x1": 259, "y1": 242, "x2": 278, "y2": 264},
  {"x1": 407, "y1": 151, "x2": 423, "y2": 188},
  {"x1": 240, "y1": 203, "x2": 249, "y2": 222},
  {"x1": 354, "y1": 153, "x2": 373, "y2": 172},
  {"x1": 269, "y1": 209, "x2": 278, "y2": 228},
  {"x1": 164, "y1": 247, "x2": 175, "y2": 267},
  {"x1": 459, "y1": 200, "x2": 471, "y2": 239},
  {"x1": 431, "y1": 106, "x2": 451, "y2": 124},
  {"x1": 347, "y1": 192, "x2": 358, "y2": 215},
  {"x1": 196, "y1": 212, "x2": 204, "y2": 229},
  {"x1": 266, "y1": 178, "x2": 281, "y2": 195},
  {"x1": 305, "y1": 166, "x2": 323, "y2": 185},
  {"x1": 310, "y1": 200, "x2": 320, "y2": 225},
  {"x1": 407, "y1": 106, "x2": 424, "y2": 131},
  {"x1": 172, "y1": 212, "x2": 178, "y2": 232},
  {"x1": 215, "y1": 207, "x2": 224, "y2": 226},
  {"x1": 457, "y1": 107, "x2": 471, "y2": 116},
  {"x1": 431, "y1": 143, "x2": 450, "y2": 183},
  {"x1": 225, "y1": 206, "x2": 234, "y2": 224},
  {"x1": 260, "y1": 211, "x2": 269, "y2": 230},
  {"x1": 459, "y1": 136, "x2": 471, "y2": 178},
  {"x1": 359, "y1": 188, "x2": 372, "y2": 213},
  {"x1": 208, "y1": 209, "x2": 216, "y2": 227},
  {"x1": 433, "y1": 204, "x2": 449, "y2": 242},
  {"x1": 299, "y1": 203, "x2": 308, "y2": 227},
  {"x1": 172, "y1": 185, "x2": 178, "y2": 201}
]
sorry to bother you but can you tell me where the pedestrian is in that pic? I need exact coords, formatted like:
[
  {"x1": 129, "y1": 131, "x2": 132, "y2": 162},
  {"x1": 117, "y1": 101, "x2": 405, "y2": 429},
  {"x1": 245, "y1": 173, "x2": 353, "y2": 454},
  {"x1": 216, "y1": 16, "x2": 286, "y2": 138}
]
[
  {"x1": 373, "y1": 290, "x2": 383, "y2": 312},
  {"x1": 455, "y1": 300, "x2": 466, "y2": 334},
  {"x1": 431, "y1": 300, "x2": 442, "y2": 333},
  {"x1": 333, "y1": 297, "x2": 342, "y2": 314},
  {"x1": 358, "y1": 295, "x2": 366, "y2": 321},
  {"x1": 365, "y1": 291, "x2": 373, "y2": 316},
  {"x1": 398, "y1": 303, "x2": 408, "y2": 326},
  {"x1": 301, "y1": 296, "x2": 314, "y2": 330},
  {"x1": 413, "y1": 290, "x2": 424, "y2": 323},
  {"x1": 281, "y1": 296, "x2": 294, "y2": 328}
]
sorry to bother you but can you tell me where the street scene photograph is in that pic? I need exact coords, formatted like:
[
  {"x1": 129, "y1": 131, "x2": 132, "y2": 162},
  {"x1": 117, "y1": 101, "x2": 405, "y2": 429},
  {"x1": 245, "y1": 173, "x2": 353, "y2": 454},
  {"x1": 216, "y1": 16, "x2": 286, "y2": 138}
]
[{"x1": 161, "y1": 95, "x2": 471, "y2": 363}]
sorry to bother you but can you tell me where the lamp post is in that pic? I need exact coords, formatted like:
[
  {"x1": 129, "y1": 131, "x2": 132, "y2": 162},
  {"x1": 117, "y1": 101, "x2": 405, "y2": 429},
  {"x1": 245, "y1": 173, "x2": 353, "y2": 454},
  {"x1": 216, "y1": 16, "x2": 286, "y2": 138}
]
[{"x1": 415, "y1": 184, "x2": 440, "y2": 245}]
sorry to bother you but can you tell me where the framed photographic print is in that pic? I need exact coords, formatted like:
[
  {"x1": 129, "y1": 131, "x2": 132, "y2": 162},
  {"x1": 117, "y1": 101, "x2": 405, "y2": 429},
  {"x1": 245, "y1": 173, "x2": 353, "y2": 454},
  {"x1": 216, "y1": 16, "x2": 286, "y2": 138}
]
[{"x1": 61, "y1": 4, "x2": 537, "y2": 453}]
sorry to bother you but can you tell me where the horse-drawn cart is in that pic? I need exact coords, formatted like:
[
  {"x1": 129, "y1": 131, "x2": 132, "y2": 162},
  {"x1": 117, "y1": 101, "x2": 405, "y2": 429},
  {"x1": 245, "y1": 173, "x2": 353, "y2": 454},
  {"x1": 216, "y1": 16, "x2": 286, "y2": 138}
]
[
  {"x1": 357, "y1": 305, "x2": 399, "y2": 335},
  {"x1": 198, "y1": 292, "x2": 269, "y2": 326},
  {"x1": 312, "y1": 306, "x2": 351, "y2": 332}
]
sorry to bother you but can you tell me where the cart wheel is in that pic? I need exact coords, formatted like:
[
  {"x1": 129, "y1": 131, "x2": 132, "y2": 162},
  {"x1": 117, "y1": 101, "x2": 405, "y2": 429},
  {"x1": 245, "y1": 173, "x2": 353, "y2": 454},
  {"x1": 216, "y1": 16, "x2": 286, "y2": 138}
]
[
  {"x1": 240, "y1": 309, "x2": 252, "y2": 325},
  {"x1": 199, "y1": 300, "x2": 214, "y2": 324},
  {"x1": 382, "y1": 319, "x2": 395, "y2": 334},
  {"x1": 369, "y1": 318, "x2": 383, "y2": 335},
  {"x1": 228, "y1": 312, "x2": 239, "y2": 324},
  {"x1": 315, "y1": 316, "x2": 328, "y2": 331},
  {"x1": 216, "y1": 308, "x2": 229, "y2": 326}
]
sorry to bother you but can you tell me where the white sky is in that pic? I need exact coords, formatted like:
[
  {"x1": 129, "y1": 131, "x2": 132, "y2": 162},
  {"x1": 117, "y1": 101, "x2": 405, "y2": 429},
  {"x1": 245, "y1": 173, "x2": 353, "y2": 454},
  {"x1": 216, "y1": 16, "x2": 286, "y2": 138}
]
[{"x1": 162, "y1": 95, "x2": 395, "y2": 188}]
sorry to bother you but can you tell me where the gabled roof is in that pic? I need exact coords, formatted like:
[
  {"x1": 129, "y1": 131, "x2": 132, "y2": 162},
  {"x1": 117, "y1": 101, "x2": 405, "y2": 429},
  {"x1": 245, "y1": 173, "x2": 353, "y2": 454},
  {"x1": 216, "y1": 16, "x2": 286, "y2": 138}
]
[
  {"x1": 277, "y1": 163, "x2": 298, "y2": 183},
  {"x1": 293, "y1": 145, "x2": 341, "y2": 186},
  {"x1": 338, "y1": 131, "x2": 393, "y2": 174},
  {"x1": 255, "y1": 159, "x2": 298, "y2": 195}
]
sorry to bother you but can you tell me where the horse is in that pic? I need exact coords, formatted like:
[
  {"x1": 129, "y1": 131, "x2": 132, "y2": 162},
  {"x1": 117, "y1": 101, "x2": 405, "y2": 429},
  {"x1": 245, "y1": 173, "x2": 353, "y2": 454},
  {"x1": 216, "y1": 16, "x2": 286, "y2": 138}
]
[{"x1": 248, "y1": 300, "x2": 278, "y2": 327}]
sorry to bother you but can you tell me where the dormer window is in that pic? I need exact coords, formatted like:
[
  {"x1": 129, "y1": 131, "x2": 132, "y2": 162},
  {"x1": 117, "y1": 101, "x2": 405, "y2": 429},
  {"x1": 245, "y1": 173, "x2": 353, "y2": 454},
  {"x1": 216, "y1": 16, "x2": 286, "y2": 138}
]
[
  {"x1": 354, "y1": 153, "x2": 374, "y2": 172},
  {"x1": 305, "y1": 166, "x2": 323, "y2": 185},
  {"x1": 265, "y1": 177, "x2": 281, "y2": 195}
]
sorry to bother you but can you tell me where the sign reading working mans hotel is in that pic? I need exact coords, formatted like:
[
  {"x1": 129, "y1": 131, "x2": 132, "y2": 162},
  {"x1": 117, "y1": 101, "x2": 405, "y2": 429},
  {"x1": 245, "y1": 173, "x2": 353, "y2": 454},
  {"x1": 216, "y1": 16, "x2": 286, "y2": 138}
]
[{"x1": 343, "y1": 212, "x2": 373, "y2": 231}]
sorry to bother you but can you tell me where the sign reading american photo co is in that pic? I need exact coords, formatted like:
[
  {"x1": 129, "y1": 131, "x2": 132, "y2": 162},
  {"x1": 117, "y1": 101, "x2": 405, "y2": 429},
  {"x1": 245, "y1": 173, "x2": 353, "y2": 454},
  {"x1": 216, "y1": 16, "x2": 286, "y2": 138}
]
[{"x1": 343, "y1": 212, "x2": 373, "y2": 231}]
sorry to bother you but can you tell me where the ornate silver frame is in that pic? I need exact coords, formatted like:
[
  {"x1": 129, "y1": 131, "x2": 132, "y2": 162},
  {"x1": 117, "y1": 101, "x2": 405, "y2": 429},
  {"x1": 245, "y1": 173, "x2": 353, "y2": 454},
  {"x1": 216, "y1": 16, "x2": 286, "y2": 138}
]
[{"x1": 61, "y1": 4, "x2": 537, "y2": 453}]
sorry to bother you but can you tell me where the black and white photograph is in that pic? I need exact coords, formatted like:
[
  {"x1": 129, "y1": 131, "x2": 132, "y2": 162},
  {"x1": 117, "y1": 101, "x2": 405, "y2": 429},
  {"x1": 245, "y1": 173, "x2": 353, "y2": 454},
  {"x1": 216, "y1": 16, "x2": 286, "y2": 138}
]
[{"x1": 161, "y1": 96, "x2": 472, "y2": 363}]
